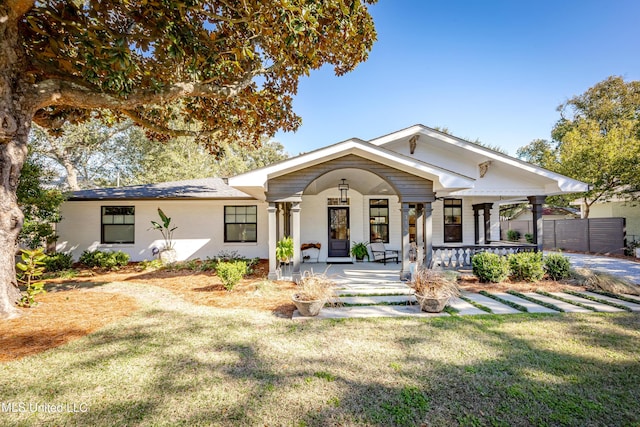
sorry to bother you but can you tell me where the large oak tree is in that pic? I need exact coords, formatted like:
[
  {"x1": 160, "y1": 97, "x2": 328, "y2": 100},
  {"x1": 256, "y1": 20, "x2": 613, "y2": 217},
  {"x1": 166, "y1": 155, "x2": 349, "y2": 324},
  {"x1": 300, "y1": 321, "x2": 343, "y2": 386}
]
[{"x1": 0, "y1": 0, "x2": 376, "y2": 318}]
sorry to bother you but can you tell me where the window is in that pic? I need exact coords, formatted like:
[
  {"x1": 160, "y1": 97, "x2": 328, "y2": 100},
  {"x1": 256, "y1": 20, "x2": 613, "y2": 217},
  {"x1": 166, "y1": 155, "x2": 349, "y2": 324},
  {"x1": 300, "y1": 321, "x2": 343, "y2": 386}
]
[
  {"x1": 225, "y1": 205, "x2": 257, "y2": 242},
  {"x1": 443, "y1": 199, "x2": 462, "y2": 242},
  {"x1": 101, "y1": 206, "x2": 135, "y2": 244},
  {"x1": 369, "y1": 199, "x2": 389, "y2": 243}
]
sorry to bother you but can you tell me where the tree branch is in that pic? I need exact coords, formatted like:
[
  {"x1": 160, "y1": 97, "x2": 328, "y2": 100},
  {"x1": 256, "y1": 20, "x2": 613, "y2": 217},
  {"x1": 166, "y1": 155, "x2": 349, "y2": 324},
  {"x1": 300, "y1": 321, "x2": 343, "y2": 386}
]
[
  {"x1": 30, "y1": 67, "x2": 261, "y2": 111},
  {"x1": 120, "y1": 110, "x2": 220, "y2": 139}
]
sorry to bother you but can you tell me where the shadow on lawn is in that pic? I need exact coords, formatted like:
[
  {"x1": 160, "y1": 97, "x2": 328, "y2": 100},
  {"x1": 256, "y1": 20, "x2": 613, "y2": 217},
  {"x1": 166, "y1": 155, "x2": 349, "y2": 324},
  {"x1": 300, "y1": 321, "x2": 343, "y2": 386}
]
[{"x1": 2, "y1": 306, "x2": 639, "y2": 426}]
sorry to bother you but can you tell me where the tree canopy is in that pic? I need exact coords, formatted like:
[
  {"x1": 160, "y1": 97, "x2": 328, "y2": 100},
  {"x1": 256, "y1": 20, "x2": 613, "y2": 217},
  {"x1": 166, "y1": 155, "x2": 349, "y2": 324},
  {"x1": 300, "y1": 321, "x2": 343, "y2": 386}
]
[
  {"x1": 19, "y1": 0, "x2": 377, "y2": 145},
  {"x1": 517, "y1": 76, "x2": 640, "y2": 217},
  {"x1": 0, "y1": 0, "x2": 377, "y2": 317}
]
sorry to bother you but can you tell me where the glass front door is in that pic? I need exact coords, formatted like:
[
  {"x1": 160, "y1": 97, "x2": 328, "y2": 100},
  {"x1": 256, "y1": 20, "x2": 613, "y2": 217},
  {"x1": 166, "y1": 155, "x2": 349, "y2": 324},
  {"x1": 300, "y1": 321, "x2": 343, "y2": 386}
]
[{"x1": 328, "y1": 207, "x2": 350, "y2": 257}]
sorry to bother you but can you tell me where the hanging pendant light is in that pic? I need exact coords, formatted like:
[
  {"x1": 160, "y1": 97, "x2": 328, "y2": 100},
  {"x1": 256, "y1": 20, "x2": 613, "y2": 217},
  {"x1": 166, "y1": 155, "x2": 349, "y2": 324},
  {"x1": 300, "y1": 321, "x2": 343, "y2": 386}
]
[{"x1": 338, "y1": 179, "x2": 349, "y2": 204}]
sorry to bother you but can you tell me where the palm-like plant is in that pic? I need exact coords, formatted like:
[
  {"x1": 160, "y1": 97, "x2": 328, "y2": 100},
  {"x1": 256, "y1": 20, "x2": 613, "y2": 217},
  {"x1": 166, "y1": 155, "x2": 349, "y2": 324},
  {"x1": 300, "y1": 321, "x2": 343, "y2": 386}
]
[{"x1": 150, "y1": 208, "x2": 177, "y2": 250}]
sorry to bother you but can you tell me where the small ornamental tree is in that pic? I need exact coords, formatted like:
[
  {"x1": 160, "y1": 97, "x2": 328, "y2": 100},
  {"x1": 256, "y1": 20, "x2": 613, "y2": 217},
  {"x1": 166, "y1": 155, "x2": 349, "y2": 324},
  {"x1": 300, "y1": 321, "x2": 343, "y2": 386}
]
[{"x1": 0, "y1": 1, "x2": 377, "y2": 318}]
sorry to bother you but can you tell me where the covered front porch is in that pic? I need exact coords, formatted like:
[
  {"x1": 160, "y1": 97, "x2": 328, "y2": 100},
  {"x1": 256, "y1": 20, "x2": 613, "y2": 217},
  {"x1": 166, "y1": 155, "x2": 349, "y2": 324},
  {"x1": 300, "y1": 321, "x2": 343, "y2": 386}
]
[{"x1": 226, "y1": 130, "x2": 580, "y2": 283}]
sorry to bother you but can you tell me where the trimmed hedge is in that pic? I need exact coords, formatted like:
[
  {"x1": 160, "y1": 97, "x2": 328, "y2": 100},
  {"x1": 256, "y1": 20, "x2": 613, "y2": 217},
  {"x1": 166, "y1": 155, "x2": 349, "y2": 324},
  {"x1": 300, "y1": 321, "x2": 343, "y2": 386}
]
[
  {"x1": 508, "y1": 251, "x2": 544, "y2": 282},
  {"x1": 544, "y1": 254, "x2": 572, "y2": 280},
  {"x1": 471, "y1": 252, "x2": 510, "y2": 283}
]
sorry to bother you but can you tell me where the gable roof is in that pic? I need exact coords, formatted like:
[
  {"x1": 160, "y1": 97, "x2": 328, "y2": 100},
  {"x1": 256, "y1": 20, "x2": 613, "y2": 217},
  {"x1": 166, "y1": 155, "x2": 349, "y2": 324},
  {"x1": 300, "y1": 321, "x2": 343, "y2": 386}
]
[
  {"x1": 228, "y1": 138, "x2": 476, "y2": 193},
  {"x1": 369, "y1": 124, "x2": 589, "y2": 194},
  {"x1": 68, "y1": 178, "x2": 253, "y2": 201}
]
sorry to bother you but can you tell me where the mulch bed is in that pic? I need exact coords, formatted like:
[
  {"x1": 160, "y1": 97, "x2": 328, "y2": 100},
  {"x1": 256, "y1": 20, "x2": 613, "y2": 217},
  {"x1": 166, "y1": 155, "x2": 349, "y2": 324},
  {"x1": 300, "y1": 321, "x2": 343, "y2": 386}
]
[{"x1": 0, "y1": 289, "x2": 138, "y2": 362}]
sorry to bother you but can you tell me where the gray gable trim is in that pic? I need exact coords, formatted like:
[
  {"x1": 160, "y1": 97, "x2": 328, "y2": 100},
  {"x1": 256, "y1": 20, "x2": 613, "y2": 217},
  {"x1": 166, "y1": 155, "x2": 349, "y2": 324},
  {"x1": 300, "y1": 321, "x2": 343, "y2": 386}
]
[
  {"x1": 267, "y1": 154, "x2": 435, "y2": 203},
  {"x1": 68, "y1": 178, "x2": 254, "y2": 201}
]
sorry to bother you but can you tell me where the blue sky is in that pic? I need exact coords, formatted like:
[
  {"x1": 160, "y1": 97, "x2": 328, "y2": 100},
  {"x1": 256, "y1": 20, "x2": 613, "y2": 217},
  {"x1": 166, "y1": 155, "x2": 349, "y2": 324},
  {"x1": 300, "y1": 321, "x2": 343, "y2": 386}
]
[{"x1": 274, "y1": 0, "x2": 640, "y2": 156}]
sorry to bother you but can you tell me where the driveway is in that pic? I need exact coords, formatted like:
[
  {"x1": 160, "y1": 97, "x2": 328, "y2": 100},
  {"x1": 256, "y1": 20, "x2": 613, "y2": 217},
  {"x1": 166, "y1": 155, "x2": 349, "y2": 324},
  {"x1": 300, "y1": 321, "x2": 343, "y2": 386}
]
[{"x1": 546, "y1": 251, "x2": 640, "y2": 284}]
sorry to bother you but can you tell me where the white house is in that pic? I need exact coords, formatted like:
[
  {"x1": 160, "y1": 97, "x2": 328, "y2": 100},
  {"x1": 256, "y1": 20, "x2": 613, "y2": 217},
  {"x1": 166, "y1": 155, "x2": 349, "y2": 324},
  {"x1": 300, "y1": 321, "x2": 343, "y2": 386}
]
[{"x1": 56, "y1": 125, "x2": 589, "y2": 280}]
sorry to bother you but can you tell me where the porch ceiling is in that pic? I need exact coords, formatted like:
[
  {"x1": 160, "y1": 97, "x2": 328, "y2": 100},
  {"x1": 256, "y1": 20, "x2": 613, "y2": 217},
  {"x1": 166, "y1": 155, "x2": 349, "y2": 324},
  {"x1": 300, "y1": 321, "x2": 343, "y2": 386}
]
[{"x1": 303, "y1": 168, "x2": 394, "y2": 196}]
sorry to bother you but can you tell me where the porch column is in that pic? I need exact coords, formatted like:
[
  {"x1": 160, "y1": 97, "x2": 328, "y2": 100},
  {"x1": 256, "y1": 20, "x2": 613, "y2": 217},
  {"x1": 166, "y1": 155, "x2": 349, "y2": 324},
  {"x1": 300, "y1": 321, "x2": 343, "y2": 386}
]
[
  {"x1": 483, "y1": 203, "x2": 493, "y2": 244},
  {"x1": 415, "y1": 204, "x2": 424, "y2": 267},
  {"x1": 472, "y1": 205, "x2": 481, "y2": 244},
  {"x1": 267, "y1": 203, "x2": 278, "y2": 280},
  {"x1": 528, "y1": 195, "x2": 547, "y2": 251},
  {"x1": 291, "y1": 201, "x2": 302, "y2": 282},
  {"x1": 424, "y1": 202, "x2": 433, "y2": 268},
  {"x1": 400, "y1": 202, "x2": 411, "y2": 280}
]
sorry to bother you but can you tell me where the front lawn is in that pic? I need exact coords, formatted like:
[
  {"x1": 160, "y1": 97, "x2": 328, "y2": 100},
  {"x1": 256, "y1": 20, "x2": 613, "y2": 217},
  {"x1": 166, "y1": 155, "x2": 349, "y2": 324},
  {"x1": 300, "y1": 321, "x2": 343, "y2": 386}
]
[{"x1": 1, "y1": 281, "x2": 638, "y2": 426}]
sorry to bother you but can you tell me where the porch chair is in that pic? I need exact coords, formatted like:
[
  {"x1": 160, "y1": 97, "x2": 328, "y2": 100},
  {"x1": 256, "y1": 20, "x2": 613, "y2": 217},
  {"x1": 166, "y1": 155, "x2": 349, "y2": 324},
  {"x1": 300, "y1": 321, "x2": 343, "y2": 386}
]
[{"x1": 369, "y1": 241, "x2": 399, "y2": 265}]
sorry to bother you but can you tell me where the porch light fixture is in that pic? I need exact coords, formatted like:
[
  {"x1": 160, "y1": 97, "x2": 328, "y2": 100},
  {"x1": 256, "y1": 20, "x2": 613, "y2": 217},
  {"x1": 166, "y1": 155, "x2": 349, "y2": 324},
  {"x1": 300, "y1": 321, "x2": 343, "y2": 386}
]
[{"x1": 338, "y1": 179, "x2": 349, "y2": 204}]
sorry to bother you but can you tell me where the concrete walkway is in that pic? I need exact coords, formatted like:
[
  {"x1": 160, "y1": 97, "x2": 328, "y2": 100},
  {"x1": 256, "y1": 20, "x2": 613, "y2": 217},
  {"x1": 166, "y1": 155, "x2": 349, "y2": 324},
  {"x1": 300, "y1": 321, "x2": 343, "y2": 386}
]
[{"x1": 293, "y1": 256, "x2": 640, "y2": 319}]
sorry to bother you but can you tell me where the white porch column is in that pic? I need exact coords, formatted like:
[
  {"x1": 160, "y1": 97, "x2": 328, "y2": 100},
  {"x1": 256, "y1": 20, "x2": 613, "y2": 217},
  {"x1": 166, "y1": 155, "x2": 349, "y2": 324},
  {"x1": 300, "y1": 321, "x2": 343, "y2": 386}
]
[
  {"x1": 267, "y1": 203, "x2": 278, "y2": 280},
  {"x1": 291, "y1": 201, "x2": 302, "y2": 282},
  {"x1": 400, "y1": 202, "x2": 411, "y2": 280},
  {"x1": 424, "y1": 202, "x2": 433, "y2": 268}
]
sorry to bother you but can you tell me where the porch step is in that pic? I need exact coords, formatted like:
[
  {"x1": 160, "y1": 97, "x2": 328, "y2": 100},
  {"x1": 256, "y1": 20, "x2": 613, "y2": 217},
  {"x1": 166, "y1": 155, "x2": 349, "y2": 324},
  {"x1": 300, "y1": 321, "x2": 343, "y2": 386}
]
[
  {"x1": 293, "y1": 305, "x2": 449, "y2": 319},
  {"x1": 336, "y1": 287, "x2": 414, "y2": 296},
  {"x1": 336, "y1": 283, "x2": 413, "y2": 296},
  {"x1": 326, "y1": 257, "x2": 353, "y2": 264},
  {"x1": 339, "y1": 295, "x2": 416, "y2": 305}
]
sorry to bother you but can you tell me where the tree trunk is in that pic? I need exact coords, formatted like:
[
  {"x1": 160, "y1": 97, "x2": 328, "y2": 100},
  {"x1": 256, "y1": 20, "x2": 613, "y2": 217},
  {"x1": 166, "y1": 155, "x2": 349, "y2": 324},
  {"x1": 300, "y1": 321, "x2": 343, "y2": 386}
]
[
  {"x1": 61, "y1": 157, "x2": 81, "y2": 191},
  {"x1": 0, "y1": 6, "x2": 32, "y2": 318},
  {"x1": 582, "y1": 197, "x2": 591, "y2": 219}
]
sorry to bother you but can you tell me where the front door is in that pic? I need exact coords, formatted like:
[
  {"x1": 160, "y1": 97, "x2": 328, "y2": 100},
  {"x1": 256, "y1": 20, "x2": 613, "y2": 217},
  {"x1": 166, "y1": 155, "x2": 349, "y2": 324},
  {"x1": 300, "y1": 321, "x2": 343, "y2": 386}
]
[{"x1": 328, "y1": 207, "x2": 350, "y2": 257}]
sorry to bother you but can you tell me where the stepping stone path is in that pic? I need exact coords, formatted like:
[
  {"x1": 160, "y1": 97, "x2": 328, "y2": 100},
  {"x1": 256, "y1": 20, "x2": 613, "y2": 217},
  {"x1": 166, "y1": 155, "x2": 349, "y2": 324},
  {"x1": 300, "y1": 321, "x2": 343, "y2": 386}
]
[
  {"x1": 581, "y1": 291, "x2": 640, "y2": 311},
  {"x1": 292, "y1": 282, "x2": 640, "y2": 319}
]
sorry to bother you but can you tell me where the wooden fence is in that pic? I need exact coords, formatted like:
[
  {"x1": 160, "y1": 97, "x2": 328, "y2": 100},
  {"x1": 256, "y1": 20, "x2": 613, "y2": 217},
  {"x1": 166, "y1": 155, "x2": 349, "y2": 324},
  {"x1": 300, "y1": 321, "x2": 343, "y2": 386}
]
[{"x1": 501, "y1": 218, "x2": 626, "y2": 255}]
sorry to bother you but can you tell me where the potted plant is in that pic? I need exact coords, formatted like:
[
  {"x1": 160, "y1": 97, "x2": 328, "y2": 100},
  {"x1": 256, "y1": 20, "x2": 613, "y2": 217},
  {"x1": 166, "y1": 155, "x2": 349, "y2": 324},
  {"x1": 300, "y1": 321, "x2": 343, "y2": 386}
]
[
  {"x1": 276, "y1": 236, "x2": 294, "y2": 264},
  {"x1": 292, "y1": 269, "x2": 338, "y2": 316},
  {"x1": 411, "y1": 268, "x2": 460, "y2": 313},
  {"x1": 350, "y1": 241, "x2": 370, "y2": 262},
  {"x1": 149, "y1": 208, "x2": 178, "y2": 264}
]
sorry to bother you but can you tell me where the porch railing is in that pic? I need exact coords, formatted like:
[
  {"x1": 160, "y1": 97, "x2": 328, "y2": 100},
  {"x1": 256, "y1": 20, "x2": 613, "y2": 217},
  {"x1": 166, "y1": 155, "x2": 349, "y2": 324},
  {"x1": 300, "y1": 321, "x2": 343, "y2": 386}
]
[{"x1": 431, "y1": 245, "x2": 536, "y2": 270}]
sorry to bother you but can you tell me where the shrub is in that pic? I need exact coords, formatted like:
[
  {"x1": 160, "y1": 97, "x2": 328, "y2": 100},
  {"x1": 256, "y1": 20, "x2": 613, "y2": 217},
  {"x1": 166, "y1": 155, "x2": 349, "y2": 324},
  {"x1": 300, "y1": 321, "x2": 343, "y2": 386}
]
[
  {"x1": 506, "y1": 229, "x2": 520, "y2": 242},
  {"x1": 216, "y1": 260, "x2": 248, "y2": 291},
  {"x1": 79, "y1": 250, "x2": 130, "y2": 270},
  {"x1": 524, "y1": 233, "x2": 534, "y2": 244},
  {"x1": 294, "y1": 269, "x2": 338, "y2": 302},
  {"x1": 508, "y1": 251, "x2": 544, "y2": 282},
  {"x1": 471, "y1": 251, "x2": 510, "y2": 283},
  {"x1": 138, "y1": 258, "x2": 164, "y2": 271},
  {"x1": 544, "y1": 253, "x2": 572, "y2": 280},
  {"x1": 43, "y1": 252, "x2": 73, "y2": 272},
  {"x1": 411, "y1": 269, "x2": 459, "y2": 298}
]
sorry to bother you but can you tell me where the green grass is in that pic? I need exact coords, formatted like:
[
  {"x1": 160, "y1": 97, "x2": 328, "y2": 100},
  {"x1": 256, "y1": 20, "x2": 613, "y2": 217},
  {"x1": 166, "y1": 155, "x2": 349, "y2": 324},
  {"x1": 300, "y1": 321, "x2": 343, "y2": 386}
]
[{"x1": 1, "y1": 281, "x2": 639, "y2": 426}]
